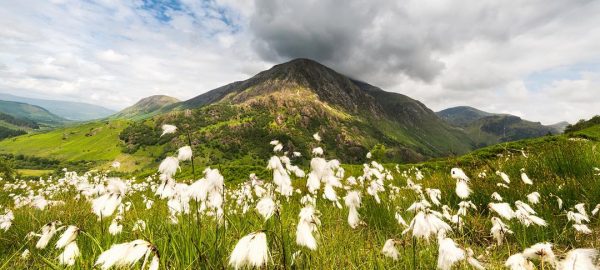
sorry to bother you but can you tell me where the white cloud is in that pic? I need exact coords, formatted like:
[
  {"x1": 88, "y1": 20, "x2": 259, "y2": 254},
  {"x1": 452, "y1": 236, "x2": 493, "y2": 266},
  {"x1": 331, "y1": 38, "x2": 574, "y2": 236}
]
[{"x1": 0, "y1": 0, "x2": 598, "y2": 124}]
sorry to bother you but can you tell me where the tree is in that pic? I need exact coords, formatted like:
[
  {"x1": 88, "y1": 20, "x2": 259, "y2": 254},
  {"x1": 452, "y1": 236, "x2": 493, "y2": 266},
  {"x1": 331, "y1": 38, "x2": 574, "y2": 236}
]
[
  {"x1": 370, "y1": 144, "x2": 387, "y2": 161},
  {"x1": 0, "y1": 156, "x2": 15, "y2": 181}
]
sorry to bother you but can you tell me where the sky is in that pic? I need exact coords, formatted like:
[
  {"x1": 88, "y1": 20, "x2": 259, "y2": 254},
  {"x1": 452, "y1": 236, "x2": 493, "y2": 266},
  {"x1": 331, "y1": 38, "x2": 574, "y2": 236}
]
[{"x1": 1, "y1": 0, "x2": 599, "y2": 124}]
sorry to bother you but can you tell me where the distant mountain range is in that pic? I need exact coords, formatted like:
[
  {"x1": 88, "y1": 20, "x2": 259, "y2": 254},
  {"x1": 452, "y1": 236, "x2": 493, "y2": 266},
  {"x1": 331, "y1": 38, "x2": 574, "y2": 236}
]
[
  {"x1": 0, "y1": 93, "x2": 115, "y2": 121},
  {"x1": 437, "y1": 106, "x2": 563, "y2": 147}
]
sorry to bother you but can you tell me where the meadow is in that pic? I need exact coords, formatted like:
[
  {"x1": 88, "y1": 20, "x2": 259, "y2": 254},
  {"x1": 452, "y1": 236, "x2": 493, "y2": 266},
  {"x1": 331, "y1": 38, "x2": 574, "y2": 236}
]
[{"x1": 1, "y1": 124, "x2": 600, "y2": 269}]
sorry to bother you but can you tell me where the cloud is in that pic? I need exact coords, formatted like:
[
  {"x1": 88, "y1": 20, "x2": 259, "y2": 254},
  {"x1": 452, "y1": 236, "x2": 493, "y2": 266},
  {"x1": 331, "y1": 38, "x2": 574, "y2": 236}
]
[{"x1": 0, "y1": 0, "x2": 599, "y2": 124}]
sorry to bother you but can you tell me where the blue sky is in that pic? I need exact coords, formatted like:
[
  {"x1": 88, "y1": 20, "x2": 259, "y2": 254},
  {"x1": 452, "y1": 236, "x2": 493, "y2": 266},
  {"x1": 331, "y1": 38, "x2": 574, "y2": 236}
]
[{"x1": 0, "y1": 0, "x2": 599, "y2": 124}]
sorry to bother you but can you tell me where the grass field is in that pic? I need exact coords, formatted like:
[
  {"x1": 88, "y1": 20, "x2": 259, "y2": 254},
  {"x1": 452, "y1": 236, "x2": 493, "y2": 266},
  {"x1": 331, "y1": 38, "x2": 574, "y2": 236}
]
[{"x1": 0, "y1": 132, "x2": 599, "y2": 269}]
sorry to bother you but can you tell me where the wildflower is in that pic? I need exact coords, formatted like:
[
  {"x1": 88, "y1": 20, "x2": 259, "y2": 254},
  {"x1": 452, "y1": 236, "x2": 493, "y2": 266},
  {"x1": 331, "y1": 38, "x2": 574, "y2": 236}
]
[
  {"x1": 313, "y1": 132, "x2": 321, "y2": 142},
  {"x1": 109, "y1": 216, "x2": 123, "y2": 235},
  {"x1": 161, "y1": 124, "x2": 177, "y2": 136},
  {"x1": 437, "y1": 237, "x2": 465, "y2": 270},
  {"x1": 132, "y1": 220, "x2": 147, "y2": 231},
  {"x1": 36, "y1": 221, "x2": 61, "y2": 249},
  {"x1": 488, "y1": 202, "x2": 515, "y2": 220},
  {"x1": 574, "y1": 203, "x2": 589, "y2": 219},
  {"x1": 256, "y1": 197, "x2": 277, "y2": 221},
  {"x1": 592, "y1": 204, "x2": 600, "y2": 216},
  {"x1": 520, "y1": 169, "x2": 533, "y2": 185},
  {"x1": 229, "y1": 232, "x2": 269, "y2": 269},
  {"x1": 296, "y1": 206, "x2": 320, "y2": 250},
  {"x1": 56, "y1": 225, "x2": 79, "y2": 249},
  {"x1": 522, "y1": 242, "x2": 556, "y2": 265},
  {"x1": 112, "y1": 161, "x2": 121, "y2": 169},
  {"x1": 0, "y1": 210, "x2": 14, "y2": 231},
  {"x1": 21, "y1": 249, "x2": 30, "y2": 260},
  {"x1": 381, "y1": 239, "x2": 400, "y2": 260},
  {"x1": 312, "y1": 147, "x2": 323, "y2": 156},
  {"x1": 496, "y1": 171, "x2": 510, "y2": 184},
  {"x1": 403, "y1": 209, "x2": 451, "y2": 240},
  {"x1": 490, "y1": 217, "x2": 513, "y2": 245},
  {"x1": 177, "y1": 146, "x2": 193, "y2": 161},
  {"x1": 573, "y1": 224, "x2": 592, "y2": 234},
  {"x1": 491, "y1": 192, "x2": 503, "y2": 201},
  {"x1": 455, "y1": 179, "x2": 471, "y2": 199},
  {"x1": 527, "y1": 192, "x2": 540, "y2": 205},
  {"x1": 95, "y1": 239, "x2": 159, "y2": 270},
  {"x1": 395, "y1": 212, "x2": 408, "y2": 227},
  {"x1": 158, "y1": 157, "x2": 180, "y2": 177},
  {"x1": 58, "y1": 241, "x2": 80, "y2": 266},
  {"x1": 558, "y1": 249, "x2": 598, "y2": 270},
  {"x1": 505, "y1": 253, "x2": 534, "y2": 270},
  {"x1": 273, "y1": 143, "x2": 283, "y2": 152},
  {"x1": 451, "y1": 168, "x2": 469, "y2": 181},
  {"x1": 344, "y1": 191, "x2": 362, "y2": 229},
  {"x1": 425, "y1": 188, "x2": 442, "y2": 206}
]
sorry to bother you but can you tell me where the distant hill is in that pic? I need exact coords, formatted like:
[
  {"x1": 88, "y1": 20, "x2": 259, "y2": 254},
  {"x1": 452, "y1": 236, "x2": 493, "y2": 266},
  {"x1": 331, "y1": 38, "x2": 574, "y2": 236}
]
[
  {"x1": 0, "y1": 100, "x2": 66, "y2": 126},
  {"x1": 565, "y1": 115, "x2": 600, "y2": 133},
  {"x1": 0, "y1": 93, "x2": 115, "y2": 121},
  {"x1": 437, "y1": 106, "x2": 557, "y2": 147},
  {"x1": 112, "y1": 95, "x2": 180, "y2": 120}
]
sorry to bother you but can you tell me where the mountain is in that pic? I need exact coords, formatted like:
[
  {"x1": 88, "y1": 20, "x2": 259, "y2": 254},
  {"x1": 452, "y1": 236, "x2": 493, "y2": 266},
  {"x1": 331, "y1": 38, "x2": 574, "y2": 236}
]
[
  {"x1": 437, "y1": 106, "x2": 557, "y2": 147},
  {"x1": 0, "y1": 93, "x2": 115, "y2": 121},
  {"x1": 149, "y1": 58, "x2": 475, "y2": 163},
  {"x1": 0, "y1": 100, "x2": 66, "y2": 125},
  {"x1": 437, "y1": 106, "x2": 495, "y2": 127},
  {"x1": 113, "y1": 95, "x2": 180, "y2": 120},
  {"x1": 0, "y1": 58, "x2": 477, "y2": 169}
]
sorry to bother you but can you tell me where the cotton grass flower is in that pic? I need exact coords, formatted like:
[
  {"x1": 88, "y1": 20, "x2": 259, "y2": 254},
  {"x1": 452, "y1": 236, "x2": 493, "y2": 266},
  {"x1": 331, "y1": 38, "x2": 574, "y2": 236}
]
[
  {"x1": 229, "y1": 231, "x2": 269, "y2": 269},
  {"x1": 437, "y1": 237, "x2": 465, "y2": 270},
  {"x1": 109, "y1": 216, "x2": 123, "y2": 235},
  {"x1": 522, "y1": 242, "x2": 556, "y2": 266},
  {"x1": 488, "y1": 203, "x2": 515, "y2": 220},
  {"x1": 177, "y1": 146, "x2": 193, "y2": 161},
  {"x1": 256, "y1": 197, "x2": 277, "y2": 221},
  {"x1": 527, "y1": 192, "x2": 540, "y2": 205},
  {"x1": 312, "y1": 132, "x2": 321, "y2": 142},
  {"x1": 381, "y1": 239, "x2": 400, "y2": 260},
  {"x1": 490, "y1": 217, "x2": 513, "y2": 245},
  {"x1": 161, "y1": 124, "x2": 177, "y2": 136},
  {"x1": 0, "y1": 210, "x2": 14, "y2": 231},
  {"x1": 520, "y1": 169, "x2": 533, "y2": 185},
  {"x1": 496, "y1": 171, "x2": 511, "y2": 184},
  {"x1": 344, "y1": 191, "x2": 362, "y2": 228},
  {"x1": 55, "y1": 225, "x2": 79, "y2": 249},
  {"x1": 296, "y1": 205, "x2": 320, "y2": 250},
  {"x1": 505, "y1": 253, "x2": 534, "y2": 270},
  {"x1": 159, "y1": 157, "x2": 180, "y2": 177},
  {"x1": 95, "y1": 239, "x2": 159, "y2": 270},
  {"x1": 558, "y1": 249, "x2": 599, "y2": 270},
  {"x1": 36, "y1": 221, "x2": 61, "y2": 249}
]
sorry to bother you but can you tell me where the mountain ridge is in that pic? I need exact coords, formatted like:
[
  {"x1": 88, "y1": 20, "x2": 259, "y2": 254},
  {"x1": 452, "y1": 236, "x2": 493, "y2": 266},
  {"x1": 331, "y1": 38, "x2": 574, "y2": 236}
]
[
  {"x1": 0, "y1": 93, "x2": 116, "y2": 121},
  {"x1": 113, "y1": 95, "x2": 180, "y2": 120}
]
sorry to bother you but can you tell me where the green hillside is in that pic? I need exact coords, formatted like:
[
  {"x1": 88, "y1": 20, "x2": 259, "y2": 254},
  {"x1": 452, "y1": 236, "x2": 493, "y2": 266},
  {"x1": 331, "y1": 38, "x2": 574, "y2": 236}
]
[
  {"x1": 0, "y1": 100, "x2": 66, "y2": 125},
  {"x1": 0, "y1": 93, "x2": 115, "y2": 121},
  {"x1": 0, "y1": 120, "x2": 157, "y2": 172},
  {"x1": 438, "y1": 106, "x2": 557, "y2": 147}
]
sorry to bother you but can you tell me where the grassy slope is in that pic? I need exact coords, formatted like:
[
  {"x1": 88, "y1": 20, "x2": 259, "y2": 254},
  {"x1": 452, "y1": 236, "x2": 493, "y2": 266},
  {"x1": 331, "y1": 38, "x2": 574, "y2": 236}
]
[
  {"x1": 0, "y1": 120, "x2": 154, "y2": 172},
  {"x1": 0, "y1": 100, "x2": 66, "y2": 125},
  {"x1": 0, "y1": 132, "x2": 599, "y2": 268}
]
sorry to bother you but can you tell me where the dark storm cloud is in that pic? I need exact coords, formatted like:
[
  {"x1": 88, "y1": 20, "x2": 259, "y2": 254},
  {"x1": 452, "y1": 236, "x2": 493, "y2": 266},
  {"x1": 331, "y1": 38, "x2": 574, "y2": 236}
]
[{"x1": 249, "y1": 0, "x2": 593, "y2": 85}]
